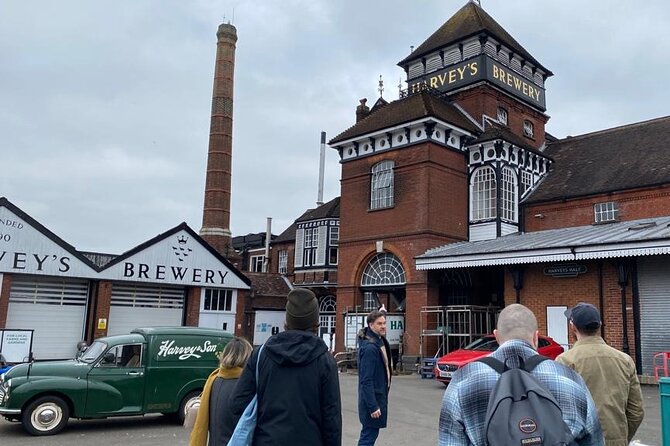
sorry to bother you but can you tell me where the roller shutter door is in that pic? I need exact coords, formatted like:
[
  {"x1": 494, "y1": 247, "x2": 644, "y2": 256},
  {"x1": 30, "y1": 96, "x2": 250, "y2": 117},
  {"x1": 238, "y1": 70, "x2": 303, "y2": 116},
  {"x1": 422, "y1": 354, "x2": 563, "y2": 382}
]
[
  {"x1": 637, "y1": 256, "x2": 670, "y2": 376},
  {"x1": 6, "y1": 276, "x2": 88, "y2": 360},
  {"x1": 107, "y1": 283, "x2": 184, "y2": 336}
]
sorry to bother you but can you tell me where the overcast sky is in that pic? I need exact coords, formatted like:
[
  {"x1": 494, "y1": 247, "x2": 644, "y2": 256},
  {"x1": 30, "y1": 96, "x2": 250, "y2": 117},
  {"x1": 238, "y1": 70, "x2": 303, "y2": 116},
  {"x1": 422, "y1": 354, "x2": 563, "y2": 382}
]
[{"x1": 2, "y1": 1, "x2": 669, "y2": 254}]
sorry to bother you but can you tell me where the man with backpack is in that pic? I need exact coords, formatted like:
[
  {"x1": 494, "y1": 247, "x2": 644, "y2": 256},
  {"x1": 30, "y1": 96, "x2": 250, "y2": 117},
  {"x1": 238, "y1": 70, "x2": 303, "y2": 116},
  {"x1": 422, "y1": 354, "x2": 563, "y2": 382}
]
[{"x1": 438, "y1": 303, "x2": 604, "y2": 446}]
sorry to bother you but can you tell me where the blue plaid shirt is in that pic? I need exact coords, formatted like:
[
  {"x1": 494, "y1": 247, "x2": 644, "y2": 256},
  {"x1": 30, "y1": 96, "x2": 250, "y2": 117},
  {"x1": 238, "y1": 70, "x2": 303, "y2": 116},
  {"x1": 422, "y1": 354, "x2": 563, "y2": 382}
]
[{"x1": 438, "y1": 339, "x2": 604, "y2": 446}]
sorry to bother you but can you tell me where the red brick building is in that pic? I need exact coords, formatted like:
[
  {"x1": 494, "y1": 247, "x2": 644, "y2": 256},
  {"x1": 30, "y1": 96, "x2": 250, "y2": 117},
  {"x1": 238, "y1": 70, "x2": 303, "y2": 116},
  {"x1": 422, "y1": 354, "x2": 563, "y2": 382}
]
[{"x1": 323, "y1": 2, "x2": 670, "y2": 380}]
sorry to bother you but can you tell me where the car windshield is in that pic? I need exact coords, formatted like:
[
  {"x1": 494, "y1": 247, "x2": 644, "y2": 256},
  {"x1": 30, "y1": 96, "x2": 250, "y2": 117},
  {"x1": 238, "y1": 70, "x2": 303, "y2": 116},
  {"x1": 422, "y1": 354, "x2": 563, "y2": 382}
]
[
  {"x1": 80, "y1": 341, "x2": 107, "y2": 363},
  {"x1": 464, "y1": 337, "x2": 499, "y2": 351}
]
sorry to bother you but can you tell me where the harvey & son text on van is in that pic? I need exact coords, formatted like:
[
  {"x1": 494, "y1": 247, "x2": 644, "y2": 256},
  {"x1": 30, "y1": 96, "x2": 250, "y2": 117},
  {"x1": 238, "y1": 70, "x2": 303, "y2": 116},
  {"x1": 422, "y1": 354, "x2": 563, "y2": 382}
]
[{"x1": 157, "y1": 339, "x2": 219, "y2": 360}]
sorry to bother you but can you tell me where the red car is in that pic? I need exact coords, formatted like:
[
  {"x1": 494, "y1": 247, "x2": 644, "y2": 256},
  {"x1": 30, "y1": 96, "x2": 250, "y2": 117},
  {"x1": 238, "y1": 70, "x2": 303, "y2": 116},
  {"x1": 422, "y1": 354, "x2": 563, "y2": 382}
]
[{"x1": 434, "y1": 334, "x2": 564, "y2": 385}]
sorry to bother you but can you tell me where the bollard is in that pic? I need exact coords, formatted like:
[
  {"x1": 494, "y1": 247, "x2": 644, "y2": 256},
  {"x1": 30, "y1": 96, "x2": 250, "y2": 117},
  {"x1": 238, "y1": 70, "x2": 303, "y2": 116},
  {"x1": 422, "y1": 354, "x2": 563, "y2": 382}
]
[{"x1": 661, "y1": 377, "x2": 670, "y2": 446}]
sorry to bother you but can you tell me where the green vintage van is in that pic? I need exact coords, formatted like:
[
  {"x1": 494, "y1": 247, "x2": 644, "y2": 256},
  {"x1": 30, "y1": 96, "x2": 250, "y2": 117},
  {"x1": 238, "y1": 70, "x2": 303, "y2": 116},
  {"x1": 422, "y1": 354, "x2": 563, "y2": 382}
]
[{"x1": 0, "y1": 326, "x2": 231, "y2": 435}]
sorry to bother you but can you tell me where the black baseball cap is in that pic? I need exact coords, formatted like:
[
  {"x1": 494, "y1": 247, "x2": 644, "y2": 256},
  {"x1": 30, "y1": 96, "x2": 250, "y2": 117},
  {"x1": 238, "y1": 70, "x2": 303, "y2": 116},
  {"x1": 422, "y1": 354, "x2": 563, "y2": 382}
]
[{"x1": 564, "y1": 302, "x2": 601, "y2": 329}]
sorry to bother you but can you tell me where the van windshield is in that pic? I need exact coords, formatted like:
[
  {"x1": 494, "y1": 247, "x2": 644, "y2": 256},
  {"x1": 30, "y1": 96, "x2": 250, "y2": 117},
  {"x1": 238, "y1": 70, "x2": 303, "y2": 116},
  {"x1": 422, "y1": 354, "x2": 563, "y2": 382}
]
[{"x1": 80, "y1": 341, "x2": 108, "y2": 363}]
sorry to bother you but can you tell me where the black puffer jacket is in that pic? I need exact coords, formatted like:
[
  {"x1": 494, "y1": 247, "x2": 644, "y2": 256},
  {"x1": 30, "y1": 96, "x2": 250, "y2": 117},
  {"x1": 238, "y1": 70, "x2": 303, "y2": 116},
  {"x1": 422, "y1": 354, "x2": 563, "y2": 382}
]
[{"x1": 229, "y1": 330, "x2": 342, "y2": 446}]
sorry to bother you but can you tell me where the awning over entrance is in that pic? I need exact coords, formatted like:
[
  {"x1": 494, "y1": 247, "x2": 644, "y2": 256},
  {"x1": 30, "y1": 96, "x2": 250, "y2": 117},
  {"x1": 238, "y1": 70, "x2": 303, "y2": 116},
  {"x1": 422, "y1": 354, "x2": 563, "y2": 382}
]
[{"x1": 416, "y1": 216, "x2": 670, "y2": 270}]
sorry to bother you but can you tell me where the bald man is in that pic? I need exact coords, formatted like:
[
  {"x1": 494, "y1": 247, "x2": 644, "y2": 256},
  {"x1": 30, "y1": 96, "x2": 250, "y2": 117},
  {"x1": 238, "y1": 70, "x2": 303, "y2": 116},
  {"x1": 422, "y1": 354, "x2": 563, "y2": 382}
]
[{"x1": 438, "y1": 304, "x2": 604, "y2": 446}]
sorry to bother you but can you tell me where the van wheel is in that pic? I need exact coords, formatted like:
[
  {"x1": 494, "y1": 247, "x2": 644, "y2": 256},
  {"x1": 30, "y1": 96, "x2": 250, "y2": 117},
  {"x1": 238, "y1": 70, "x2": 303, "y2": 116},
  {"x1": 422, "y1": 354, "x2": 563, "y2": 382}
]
[
  {"x1": 22, "y1": 396, "x2": 70, "y2": 436},
  {"x1": 177, "y1": 391, "x2": 201, "y2": 425}
]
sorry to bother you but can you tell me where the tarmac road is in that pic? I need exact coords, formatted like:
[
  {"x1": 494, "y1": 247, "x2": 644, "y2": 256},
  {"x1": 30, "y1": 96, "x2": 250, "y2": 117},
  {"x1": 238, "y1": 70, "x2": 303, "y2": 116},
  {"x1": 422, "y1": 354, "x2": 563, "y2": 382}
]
[{"x1": 0, "y1": 373, "x2": 662, "y2": 445}]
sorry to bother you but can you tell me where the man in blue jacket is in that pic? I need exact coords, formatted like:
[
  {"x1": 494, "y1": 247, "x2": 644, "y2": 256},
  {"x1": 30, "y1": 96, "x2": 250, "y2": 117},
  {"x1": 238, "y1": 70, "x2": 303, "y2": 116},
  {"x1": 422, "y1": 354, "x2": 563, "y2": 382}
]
[{"x1": 357, "y1": 310, "x2": 392, "y2": 446}]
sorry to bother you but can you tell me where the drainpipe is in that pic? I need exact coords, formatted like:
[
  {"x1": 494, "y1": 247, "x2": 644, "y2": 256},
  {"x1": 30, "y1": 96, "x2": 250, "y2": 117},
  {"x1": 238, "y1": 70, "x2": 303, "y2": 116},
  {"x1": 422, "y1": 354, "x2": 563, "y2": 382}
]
[
  {"x1": 617, "y1": 261, "x2": 630, "y2": 354},
  {"x1": 631, "y1": 260, "x2": 642, "y2": 374},
  {"x1": 597, "y1": 261, "x2": 604, "y2": 338},
  {"x1": 511, "y1": 267, "x2": 523, "y2": 304}
]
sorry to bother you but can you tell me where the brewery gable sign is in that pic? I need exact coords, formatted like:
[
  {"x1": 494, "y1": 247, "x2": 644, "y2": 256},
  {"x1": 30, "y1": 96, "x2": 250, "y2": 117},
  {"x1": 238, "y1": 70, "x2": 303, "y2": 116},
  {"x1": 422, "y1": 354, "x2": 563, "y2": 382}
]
[
  {"x1": 99, "y1": 230, "x2": 250, "y2": 289},
  {"x1": 407, "y1": 54, "x2": 546, "y2": 111}
]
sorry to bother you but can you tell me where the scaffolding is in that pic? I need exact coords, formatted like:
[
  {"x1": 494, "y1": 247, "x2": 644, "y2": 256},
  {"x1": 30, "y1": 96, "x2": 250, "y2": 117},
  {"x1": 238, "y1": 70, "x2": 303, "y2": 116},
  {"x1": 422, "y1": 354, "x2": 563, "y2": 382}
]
[
  {"x1": 445, "y1": 305, "x2": 498, "y2": 352},
  {"x1": 419, "y1": 305, "x2": 500, "y2": 359}
]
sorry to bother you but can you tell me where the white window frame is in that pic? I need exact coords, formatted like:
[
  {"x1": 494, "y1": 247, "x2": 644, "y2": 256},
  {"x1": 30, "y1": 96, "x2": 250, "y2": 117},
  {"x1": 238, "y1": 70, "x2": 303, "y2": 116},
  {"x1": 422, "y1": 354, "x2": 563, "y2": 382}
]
[
  {"x1": 250, "y1": 255, "x2": 265, "y2": 273},
  {"x1": 370, "y1": 160, "x2": 395, "y2": 210},
  {"x1": 303, "y1": 227, "x2": 318, "y2": 267},
  {"x1": 521, "y1": 170, "x2": 533, "y2": 196},
  {"x1": 329, "y1": 227, "x2": 339, "y2": 246},
  {"x1": 523, "y1": 120, "x2": 534, "y2": 138},
  {"x1": 497, "y1": 106, "x2": 508, "y2": 125},
  {"x1": 594, "y1": 202, "x2": 619, "y2": 223},
  {"x1": 501, "y1": 166, "x2": 517, "y2": 223},
  {"x1": 202, "y1": 288, "x2": 233, "y2": 312},
  {"x1": 363, "y1": 292, "x2": 379, "y2": 312},
  {"x1": 471, "y1": 166, "x2": 497, "y2": 221},
  {"x1": 278, "y1": 250, "x2": 288, "y2": 274}
]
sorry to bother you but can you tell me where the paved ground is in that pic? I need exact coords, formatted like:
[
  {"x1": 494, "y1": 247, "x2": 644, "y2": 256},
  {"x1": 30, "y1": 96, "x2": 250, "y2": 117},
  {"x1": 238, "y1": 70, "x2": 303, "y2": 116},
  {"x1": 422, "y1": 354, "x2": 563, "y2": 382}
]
[{"x1": 0, "y1": 373, "x2": 662, "y2": 445}]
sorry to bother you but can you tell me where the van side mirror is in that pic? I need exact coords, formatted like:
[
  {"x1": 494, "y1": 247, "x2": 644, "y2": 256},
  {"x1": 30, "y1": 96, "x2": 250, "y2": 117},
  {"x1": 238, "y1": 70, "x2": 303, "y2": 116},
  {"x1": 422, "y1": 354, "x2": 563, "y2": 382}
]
[{"x1": 102, "y1": 352, "x2": 116, "y2": 365}]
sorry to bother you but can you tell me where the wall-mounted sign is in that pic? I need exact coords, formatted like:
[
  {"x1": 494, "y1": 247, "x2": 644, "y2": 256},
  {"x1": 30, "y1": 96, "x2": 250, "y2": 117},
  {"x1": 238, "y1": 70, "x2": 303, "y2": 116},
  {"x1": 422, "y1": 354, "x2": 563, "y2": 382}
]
[
  {"x1": 544, "y1": 264, "x2": 588, "y2": 278},
  {"x1": 407, "y1": 54, "x2": 546, "y2": 111},
  {"x1": 0, "y1": 329, "x2": 34, "y2": 363},
  {"x1": 97, "y1": 318, "x2": 107, "y2": 330}
]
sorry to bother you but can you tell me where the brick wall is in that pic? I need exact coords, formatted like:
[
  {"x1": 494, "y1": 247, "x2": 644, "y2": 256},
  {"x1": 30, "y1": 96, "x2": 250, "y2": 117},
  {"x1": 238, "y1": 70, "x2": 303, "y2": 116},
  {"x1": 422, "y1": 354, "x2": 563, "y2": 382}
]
[
  {"x1": 0, "y1": 274, "x2": 11, "y2": 327},
  {"x1": 524, "y1": 185, "x2": 670, "y2": 231},
  {"x1": 503, "y1": 261, "x2": 638, "y2": 365},
  {"x1": 336, "y1": 141, "x2": 472, "y2": 355},
  {"x1": 452, "y1": 85, "x2": 548, "y2": 150},
  {"x1": 184, "y1": 287, "x2": 201, "y2": 326},
  {"x1": 93, "y1": 281, "x2": 113, "y2": 338}
]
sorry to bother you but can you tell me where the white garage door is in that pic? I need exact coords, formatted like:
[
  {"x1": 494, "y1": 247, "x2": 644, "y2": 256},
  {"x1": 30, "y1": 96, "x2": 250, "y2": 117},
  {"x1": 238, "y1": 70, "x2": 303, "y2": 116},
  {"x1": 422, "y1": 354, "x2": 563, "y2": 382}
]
[
  {"x1": 107, "y1": 283, "x2": 184, "y2": 336},
  {"x1": 6, "y1": 276, "x2": 89, "y2": 360}
]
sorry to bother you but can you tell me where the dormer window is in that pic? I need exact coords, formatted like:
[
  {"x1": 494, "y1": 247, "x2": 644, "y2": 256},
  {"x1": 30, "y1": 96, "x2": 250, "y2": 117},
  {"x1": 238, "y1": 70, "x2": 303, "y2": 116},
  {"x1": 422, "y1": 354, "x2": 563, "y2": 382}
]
[
  {"x1": 497, "y1": 107, "x2": 508, "y2": 125},
  {"x1": 594, "y1": 202, "x2": 619, "y2": 223},
  {"x1": 523, "y1": 120, "x2": 534, "y2": 138}
]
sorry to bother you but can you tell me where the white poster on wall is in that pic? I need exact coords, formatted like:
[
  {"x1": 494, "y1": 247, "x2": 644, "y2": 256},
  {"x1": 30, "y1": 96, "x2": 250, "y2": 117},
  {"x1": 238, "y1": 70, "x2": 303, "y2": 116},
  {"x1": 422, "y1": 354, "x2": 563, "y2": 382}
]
[
  {"x1": 0, "y1": 329, "x2": 34, "y2": 363},
  {"x1": 253, "y1": 310, "x2": 286, "y2": 345},
  {"x1": 344, "y1": 313, "x2": 404, "y2": 349},
  {"x1": 547, "y1": 306, "x2": 569, "y2": 350}
]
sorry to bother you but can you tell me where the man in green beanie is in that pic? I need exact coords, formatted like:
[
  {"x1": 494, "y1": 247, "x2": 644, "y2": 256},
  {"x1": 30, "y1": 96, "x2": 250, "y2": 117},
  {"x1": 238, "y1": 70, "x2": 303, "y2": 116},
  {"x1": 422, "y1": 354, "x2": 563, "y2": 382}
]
[{"x1": 230, "y1": 288, "x2": 342, "y2": 446}]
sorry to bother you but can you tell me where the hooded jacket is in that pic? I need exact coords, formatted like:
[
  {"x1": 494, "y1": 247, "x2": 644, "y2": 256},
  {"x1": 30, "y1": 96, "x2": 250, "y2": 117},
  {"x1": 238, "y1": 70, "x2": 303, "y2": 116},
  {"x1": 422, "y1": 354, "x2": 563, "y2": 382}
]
[
  {"x1": 229, "y1": 330, "x2": 342, "y2": 446},
  {"x1": 357, "y1": 327, "x2": 392, "y2": 429}
]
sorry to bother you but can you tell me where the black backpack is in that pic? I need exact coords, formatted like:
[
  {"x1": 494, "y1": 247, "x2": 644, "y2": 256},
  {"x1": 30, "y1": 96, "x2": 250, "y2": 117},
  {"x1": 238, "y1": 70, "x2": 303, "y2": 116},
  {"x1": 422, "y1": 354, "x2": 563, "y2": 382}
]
[{"x1": 476, "y1": 355, "x2": 572, "y2": 446}]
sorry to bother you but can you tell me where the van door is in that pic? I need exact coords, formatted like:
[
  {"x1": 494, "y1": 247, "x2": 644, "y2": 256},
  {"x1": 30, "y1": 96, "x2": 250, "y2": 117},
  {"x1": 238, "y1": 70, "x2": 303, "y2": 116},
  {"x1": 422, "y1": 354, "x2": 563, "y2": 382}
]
[{"x1": 85, "y1": 343, "x2": 146, "y2": 416}]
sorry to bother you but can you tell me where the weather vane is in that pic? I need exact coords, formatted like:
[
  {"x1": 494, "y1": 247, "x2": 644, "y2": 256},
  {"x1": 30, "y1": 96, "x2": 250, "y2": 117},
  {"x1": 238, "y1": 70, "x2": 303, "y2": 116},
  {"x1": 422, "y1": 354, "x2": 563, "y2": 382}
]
[{"x1": 378, "y1": 75, "x2": 384, "y2": 98}]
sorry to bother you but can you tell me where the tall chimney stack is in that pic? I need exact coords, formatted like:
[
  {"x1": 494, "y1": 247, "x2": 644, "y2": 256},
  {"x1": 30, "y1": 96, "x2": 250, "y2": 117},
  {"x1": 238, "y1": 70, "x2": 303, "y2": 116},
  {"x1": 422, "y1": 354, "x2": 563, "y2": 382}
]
[{"x1": 201, "y1": 23, "x2": 237, "y2": 256}]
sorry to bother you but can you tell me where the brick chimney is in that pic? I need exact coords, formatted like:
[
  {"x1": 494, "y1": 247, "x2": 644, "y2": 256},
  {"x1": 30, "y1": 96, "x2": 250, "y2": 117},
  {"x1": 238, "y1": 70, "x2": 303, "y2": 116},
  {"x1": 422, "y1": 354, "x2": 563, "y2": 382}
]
[
  {"x1": 201, "y1": 23, "x2": 237, "y2": 256},
  {"x1": 356, "y1": 98, "x2": 370, "y2": 122}
]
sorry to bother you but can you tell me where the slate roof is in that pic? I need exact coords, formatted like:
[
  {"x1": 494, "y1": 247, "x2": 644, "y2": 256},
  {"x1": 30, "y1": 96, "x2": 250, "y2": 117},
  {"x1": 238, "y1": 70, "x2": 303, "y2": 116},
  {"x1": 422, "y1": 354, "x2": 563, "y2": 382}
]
[
  {"x1": 296, "y1": 197, "x2": 340, "y2": 222},
  {"x1": 416, "y1": 215, "x2": 670, "y2": 268},
  {"x1": 245, "y1": 272, "x2": 292, "y2": 298},
  {"x1": 398, "y1": 2, "x2": 550, "y2": 75},
  {"x1": 329, "y1": 90, "x2": 479, "y2": 144},
  {"x1": 526, "y1": 116, "x2": 670, "y2": 203},
  {"x1": 272, "y1": 197, "x2": 340, "y2": 245}
]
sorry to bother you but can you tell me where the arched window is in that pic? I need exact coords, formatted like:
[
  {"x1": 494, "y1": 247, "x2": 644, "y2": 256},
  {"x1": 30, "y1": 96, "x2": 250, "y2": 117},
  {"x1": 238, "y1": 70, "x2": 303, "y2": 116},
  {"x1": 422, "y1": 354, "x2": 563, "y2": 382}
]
[
  {"x1": 501, "y1": 166, "x2": 517, "y2": 222},
  {"x1": 319, "y1": 295, "x2": 337, "y2": 313},
  {"x1": 370, "y1": 160, "x2": 394, "y2": 210},
  {"x1": 361, "y1": 253, "x2": 406, "y2": 286},
  {"x1": 471, "y1": 166, "x2": 497, "y2": 221}
]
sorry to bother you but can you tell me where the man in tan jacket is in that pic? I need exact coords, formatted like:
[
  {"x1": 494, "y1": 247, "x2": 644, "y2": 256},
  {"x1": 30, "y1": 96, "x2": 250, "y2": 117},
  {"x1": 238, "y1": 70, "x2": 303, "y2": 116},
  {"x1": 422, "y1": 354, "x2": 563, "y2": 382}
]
[{"x1": 556, "y1": 302, "x2": 644, "y2": 446}]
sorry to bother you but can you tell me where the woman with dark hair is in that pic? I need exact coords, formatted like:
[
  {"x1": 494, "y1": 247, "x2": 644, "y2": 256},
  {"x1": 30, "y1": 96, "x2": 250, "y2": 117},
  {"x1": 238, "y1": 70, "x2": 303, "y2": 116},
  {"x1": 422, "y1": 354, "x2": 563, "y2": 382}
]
[{"x1": 189, "y1": 336, "x2": 253, "y2": 446}]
